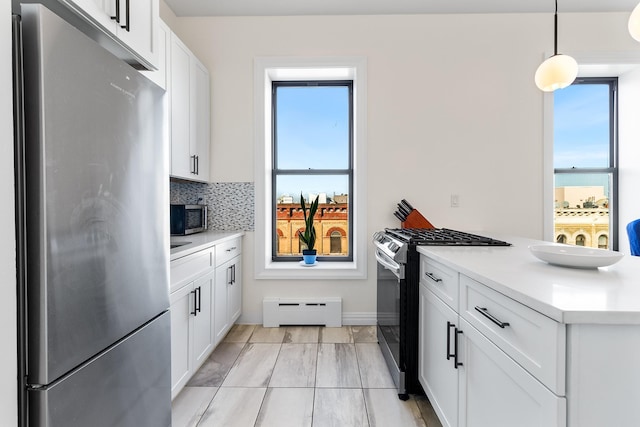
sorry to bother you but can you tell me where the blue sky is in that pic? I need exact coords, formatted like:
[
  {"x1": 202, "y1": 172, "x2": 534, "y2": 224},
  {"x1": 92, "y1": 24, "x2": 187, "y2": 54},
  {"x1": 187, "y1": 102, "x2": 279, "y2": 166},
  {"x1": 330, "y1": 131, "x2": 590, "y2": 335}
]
[
  {"x1": 275, "y1": 85, "x2": 350, "y2": 199},
  {"x1": 553, "y1": 83, "x2": 610, "y2": 169}
]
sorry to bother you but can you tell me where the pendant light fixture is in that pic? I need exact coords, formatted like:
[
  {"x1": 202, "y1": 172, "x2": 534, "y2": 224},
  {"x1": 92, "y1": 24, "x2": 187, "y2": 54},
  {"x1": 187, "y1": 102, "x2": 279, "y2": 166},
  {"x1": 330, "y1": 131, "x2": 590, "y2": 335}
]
[
  {"x1": 535, "y1": 0, "x2": 578, "y2": 92},
  {"x1": 629, "y1": 2, "x2": 640, "y2": 42}
]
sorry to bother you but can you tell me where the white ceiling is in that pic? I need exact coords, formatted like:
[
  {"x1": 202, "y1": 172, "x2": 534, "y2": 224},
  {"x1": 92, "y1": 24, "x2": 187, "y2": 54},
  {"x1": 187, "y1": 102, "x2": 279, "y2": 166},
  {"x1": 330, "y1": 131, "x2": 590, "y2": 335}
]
[{"x1": 164, "y1": 0, "x2": 639, "y2": 17}]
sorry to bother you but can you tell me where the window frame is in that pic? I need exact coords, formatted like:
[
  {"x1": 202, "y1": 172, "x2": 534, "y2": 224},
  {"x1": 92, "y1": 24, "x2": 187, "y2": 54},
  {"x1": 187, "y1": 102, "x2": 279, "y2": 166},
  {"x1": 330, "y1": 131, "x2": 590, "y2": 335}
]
[
  {"x1": 553, "y1": 77, "x2": 619, "y2": 250},
  {"x1": 271, "y1": 80, "x2": 354, "y2": 262},
  {"x1": 253, "y1": 56, "x2": 368, "y2": 280}
]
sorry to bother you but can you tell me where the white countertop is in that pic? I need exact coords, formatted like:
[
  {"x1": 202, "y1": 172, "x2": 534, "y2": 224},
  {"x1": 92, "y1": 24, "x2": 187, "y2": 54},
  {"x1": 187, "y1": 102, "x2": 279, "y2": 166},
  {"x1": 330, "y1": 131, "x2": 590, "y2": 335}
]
[
  {"x1": 170, "y1": 230, "x2": 245, "y2": 261},
  {"x1": 417, "y1": 234, "x2": 640, "y2": 325}
]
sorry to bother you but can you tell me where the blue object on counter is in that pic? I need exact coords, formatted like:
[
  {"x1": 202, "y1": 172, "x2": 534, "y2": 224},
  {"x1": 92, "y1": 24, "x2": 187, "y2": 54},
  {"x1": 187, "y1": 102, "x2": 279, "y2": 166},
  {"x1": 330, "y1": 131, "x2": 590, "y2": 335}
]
[{"x1": 627, "y1": 219, "x2": 640, "y2": 256}]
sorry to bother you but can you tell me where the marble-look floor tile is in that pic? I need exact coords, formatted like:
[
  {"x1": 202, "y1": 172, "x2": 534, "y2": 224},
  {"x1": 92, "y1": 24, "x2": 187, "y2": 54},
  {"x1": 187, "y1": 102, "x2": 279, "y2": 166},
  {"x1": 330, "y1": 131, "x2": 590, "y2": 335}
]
[
  {"x1": 224, "y1": 324, "x2": 256, "y2": 343},
  {"x1": 316, "y1": 343, "x2": 362, "y2": 388},
  {"x1": 313, "y1": 388, "x2": 368, "y2": 427},
  {"x1": 187, "y1": 342, "x2": 244, "y2": 387},
  {"x1": 171, "y1": 386, "x2": 217, "y2": 427},
  {"x1": 414, "y1": 395, "x2": 444, "y2": 427},
  {"x1": 255, "y1": 388, "x2": 314, "y2": 427},
  {"x1": 364, "y1": 388, "x2": 426, "y2": 427},
  {"x1": 222, "y1": 343, "x2": 281, "y2": 387},
  {"x1": 319, "y1": 326, "x2": 354, "y2": 343},
  {"x1": 197, "y1": 387, "x2": 266, "y2": 427},
  {"x1": 269, "y1": 343, "x2": 318, "y2": 388},
  {"x1": 352, "y1": 325, "x2": 378, "y2": 343},
  {"x1": 249, "y1": 326, "x2": 286, "y2": 343},
  {"x1": 355, "y1": 343, "x2": 395, "y2": 389},
  {"x1": 283, "y1": 326, "x2": 320, "y2": 343}
]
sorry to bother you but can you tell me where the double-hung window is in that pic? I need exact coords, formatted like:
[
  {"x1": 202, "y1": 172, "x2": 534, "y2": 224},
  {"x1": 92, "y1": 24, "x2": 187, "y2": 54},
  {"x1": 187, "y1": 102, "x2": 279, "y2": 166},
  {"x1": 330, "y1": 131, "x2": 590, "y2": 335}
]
[
  {"x1": 553, "y1": 77, "x2": 618, "y2": 249},
  {"x1": 272, "y1": 81, "x2": 353, "y2": 261},
  {"x1": 253, "y1": 57, "x2": 367, "y2": 279}
]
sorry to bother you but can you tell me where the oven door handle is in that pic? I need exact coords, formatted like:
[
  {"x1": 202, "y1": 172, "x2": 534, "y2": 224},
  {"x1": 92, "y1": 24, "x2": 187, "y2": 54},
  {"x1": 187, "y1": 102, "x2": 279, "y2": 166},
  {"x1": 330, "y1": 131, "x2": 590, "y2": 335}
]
[{"x1": 375, "y1": 249, "x2": 402, "y2": 278}]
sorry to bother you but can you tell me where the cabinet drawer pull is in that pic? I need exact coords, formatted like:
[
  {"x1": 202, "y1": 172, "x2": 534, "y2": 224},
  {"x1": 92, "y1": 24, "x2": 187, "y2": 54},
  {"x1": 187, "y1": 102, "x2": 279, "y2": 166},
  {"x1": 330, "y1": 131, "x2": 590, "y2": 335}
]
[
  {"x1": 190, "y1": 289, "x2": 197, "y2": 316},
  {"x1": 226, "y1": 246, "x2": 237, "y2": 252},
  {"x1": 446, "y1": 321, "x2": 455, "y2": 361},
  {"x1": 454, "y1": 328, "x2": 463, "y2": 369},
  {"x1": 475, "y1": 306, "x2": 510, "y2": 328},
  {"x1": 111, "y1": 0, "x2": 120, "y2": 23},
  {"x1": 425, "y1": 271, "x2": 442, "y2": 283}
]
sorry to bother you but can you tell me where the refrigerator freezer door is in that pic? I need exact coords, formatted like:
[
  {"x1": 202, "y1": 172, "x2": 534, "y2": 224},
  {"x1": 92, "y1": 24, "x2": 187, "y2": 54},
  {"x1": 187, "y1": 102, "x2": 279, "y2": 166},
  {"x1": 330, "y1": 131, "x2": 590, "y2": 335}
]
[
  {"x1": 28, "y1": 312, "x2": 171, "y2": 427},
  {"x1": 20, "y1": 4, "x2": 169, "y2": 386}
]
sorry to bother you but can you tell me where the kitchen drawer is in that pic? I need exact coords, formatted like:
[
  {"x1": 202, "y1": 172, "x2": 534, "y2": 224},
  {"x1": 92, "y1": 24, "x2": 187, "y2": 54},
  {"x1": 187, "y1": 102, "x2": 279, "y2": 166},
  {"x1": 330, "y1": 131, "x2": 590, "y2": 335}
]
[
  {"x1": 460, "y1": 275, "x2": 566, "y2": 395},
  {"x1": 170, "y1": 248, "x2": 213, "y2": 293},
  {"x1": 215, "y1": 238, "x2": 242, "y2": 267},
  {"x1": 420, "y1": 256, "x2": 459, "y2": 311}
]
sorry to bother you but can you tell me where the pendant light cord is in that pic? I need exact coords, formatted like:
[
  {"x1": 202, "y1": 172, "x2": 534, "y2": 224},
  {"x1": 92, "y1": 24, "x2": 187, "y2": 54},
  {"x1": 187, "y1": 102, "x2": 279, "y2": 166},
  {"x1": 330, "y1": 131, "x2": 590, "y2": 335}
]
[{"x1": 554, "y1": 0, "x2": 558, "y2": 55}]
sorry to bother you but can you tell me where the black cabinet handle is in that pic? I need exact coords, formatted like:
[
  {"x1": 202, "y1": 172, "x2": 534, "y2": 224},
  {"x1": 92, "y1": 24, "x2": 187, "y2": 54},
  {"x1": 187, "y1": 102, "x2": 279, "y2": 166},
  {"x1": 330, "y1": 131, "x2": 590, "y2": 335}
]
[
  {"x1": 425, "y1": 272, "x2": 442, "y2": 283},
  {"x1": 231, "y1": 264, "x2": 236, "y2": 284},
  {"x1": 196, "y1": 155, "x2": 199, "y2": 175},
  {"x1": 191, "y1": 155, "x2": 197, "y2": 174},
  {"x1": 196, "y1": 286, "x2": 202, "y2": 313},
  {"x1": 446, "y1": 321, "x2": 455, "y2": 361},
  {"x1": 227, "y1": 266, "x2": 233, "y2": 285},
  {"x1": 120, "y1": 0, "x2": 130, "y2": 31},
  {"x1": 190, "y1": 289, "x2": 197, "y2": 316},
  {"x1": 474, "y1": 306, "x2": 510, "y2": 328},
  {"x1": 111, "y1": 0, "x2": 120, "y2": 23},
  {"x1": 454, "y1": 328, "x2": 463, "y2": 369}
]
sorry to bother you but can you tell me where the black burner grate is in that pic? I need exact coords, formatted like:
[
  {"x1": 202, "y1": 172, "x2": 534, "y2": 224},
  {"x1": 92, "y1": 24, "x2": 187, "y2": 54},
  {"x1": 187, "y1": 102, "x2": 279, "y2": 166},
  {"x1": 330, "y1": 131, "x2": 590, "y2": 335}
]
[{"x1": 384, "y1": 228, "x2": 511, "y2": 246}]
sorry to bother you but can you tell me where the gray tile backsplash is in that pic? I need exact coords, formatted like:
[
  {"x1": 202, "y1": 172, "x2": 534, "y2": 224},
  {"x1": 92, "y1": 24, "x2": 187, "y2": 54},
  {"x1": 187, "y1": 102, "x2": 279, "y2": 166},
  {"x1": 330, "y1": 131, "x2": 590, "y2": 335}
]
[{"x1": 170, "y1": 181, "x2": 254, "y2": 231}]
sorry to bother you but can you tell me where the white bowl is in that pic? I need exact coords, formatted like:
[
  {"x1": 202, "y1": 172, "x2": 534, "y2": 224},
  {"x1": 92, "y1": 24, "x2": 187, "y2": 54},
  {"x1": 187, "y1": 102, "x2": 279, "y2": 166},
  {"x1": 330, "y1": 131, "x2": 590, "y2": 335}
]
[{"x1": 529, "y1": 244, "x2": 624, "y2": 268}]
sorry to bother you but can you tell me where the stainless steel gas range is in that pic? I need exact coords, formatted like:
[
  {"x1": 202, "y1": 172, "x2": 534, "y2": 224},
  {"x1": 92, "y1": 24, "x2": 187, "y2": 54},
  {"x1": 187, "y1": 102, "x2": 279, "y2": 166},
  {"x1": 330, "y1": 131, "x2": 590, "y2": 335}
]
[{"x1": 373, "y1": 228, "x2": 510, "y2": 400}]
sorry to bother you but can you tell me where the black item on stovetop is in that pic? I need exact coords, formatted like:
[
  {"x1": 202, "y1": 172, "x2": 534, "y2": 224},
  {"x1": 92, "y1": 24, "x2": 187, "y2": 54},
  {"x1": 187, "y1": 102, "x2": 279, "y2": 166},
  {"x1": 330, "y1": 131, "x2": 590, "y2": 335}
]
[{"x1": 385, "y1": 228, "x2": 511, "y2": 246}]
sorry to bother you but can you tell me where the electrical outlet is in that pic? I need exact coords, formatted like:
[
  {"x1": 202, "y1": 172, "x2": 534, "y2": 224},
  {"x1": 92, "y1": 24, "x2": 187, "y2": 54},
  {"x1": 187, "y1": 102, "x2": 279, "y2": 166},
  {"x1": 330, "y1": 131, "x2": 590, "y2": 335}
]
[{"x1": 450, "y1": 194, "x2": 460, "y2": 208}]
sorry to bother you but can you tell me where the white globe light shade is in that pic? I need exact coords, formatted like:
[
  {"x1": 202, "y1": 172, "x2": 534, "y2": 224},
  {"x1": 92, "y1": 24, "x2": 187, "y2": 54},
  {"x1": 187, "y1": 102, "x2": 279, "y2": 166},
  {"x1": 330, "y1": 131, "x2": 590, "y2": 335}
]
[
  {"x1": 629, "y1": 2, "x2": 640, "y2": 42},
  {"x1": 534, "y1": 54, "x2": 578, "y2": 92}
]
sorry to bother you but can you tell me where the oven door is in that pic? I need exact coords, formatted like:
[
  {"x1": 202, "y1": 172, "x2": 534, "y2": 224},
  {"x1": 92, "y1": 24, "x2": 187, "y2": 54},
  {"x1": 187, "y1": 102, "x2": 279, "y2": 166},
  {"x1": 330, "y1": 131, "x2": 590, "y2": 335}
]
[{"x1": 375, "y1": 249, "x2": 407, "y2": 398}]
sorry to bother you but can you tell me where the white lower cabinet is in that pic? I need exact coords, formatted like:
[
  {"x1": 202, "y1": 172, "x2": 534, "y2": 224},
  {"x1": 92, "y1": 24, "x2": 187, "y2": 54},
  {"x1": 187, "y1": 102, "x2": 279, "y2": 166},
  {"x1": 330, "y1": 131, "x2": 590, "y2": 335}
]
[
  {"x1": 418, "y1": 254, "x2": 566, "y2": 427},
  {"x1": 169, "y1": 270, "x2": 214, "y2": 399},
  {"x1": 170, "y1": 237, "x2": 243, "y2": 399},
  {"x1": 419, "y1": 284, "x2": 459, "y2": 427},
  {"x1": 458, "y1": 318, "x2": 566, "y2": 427},
  {"x1": 214, "y1": 240, "x2": 242, "y2": 344}
]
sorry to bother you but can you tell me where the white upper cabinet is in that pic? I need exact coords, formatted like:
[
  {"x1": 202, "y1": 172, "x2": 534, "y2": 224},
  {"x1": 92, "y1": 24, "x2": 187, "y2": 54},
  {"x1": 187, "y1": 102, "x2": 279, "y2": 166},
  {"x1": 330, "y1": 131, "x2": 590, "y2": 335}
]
[
  {"x1": 169, "y1": 32, "x2": 211, "y2": 182},
  {"x1": 60, "y1": 0, "x2": 158, "y2": 69}
]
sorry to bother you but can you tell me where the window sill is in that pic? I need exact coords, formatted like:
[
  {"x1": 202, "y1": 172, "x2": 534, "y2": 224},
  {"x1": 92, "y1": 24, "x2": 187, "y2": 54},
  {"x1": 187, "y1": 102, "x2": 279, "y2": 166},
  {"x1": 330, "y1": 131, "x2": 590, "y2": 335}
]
[{"x1": 255, "y1": 260, "x2": 367, "y2": 280}]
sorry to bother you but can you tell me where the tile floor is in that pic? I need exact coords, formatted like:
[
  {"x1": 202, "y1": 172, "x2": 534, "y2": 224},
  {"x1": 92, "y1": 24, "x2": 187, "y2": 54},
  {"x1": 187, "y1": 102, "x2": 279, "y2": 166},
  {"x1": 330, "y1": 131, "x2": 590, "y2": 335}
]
[{"x1": 171, "y1": 325, "x2": 443, "y2": 427}]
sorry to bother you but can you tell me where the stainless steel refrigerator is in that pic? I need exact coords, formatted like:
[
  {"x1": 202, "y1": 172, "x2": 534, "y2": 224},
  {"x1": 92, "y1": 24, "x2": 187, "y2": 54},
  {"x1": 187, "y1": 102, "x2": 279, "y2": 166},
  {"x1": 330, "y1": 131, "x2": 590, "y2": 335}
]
[{"x1": 13, "y1": 4, "x2": 171, "y2": 426}]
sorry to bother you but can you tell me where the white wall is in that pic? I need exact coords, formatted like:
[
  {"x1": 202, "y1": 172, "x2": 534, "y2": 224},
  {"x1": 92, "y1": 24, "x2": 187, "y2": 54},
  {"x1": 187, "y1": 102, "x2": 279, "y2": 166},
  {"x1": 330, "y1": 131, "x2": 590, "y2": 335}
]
[
  {"x1": 619, "y1": 67, "x2": 640, "y2": 255},
  {"x1": 162, "y1": 10, "x2": 640, "y2": 323},
  {"x1": 1, "y1": 2, "x2": 18, "y2": 425}
]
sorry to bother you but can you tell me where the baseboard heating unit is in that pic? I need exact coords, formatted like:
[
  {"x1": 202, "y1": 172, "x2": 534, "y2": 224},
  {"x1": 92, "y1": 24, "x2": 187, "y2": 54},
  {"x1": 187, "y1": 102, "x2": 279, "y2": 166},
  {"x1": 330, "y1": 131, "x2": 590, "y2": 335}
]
[{"x1": 263, "y1": 297, "x2": 342, "y2": 327}]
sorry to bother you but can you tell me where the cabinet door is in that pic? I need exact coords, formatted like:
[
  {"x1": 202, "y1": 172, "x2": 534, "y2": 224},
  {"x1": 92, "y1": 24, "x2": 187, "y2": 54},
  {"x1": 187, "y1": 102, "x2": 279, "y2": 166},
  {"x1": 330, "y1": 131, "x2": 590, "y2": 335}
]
[
  {"x1": 419, "y1": 285, "x2": 459, "y2": 427},
  {"x1": 139, "y1": 19, "x2": 168, "y2": 89},
  {"x1": 170, "y1": 283, "x2": 193, "y2": 399},
  {"x1": 169, "y1": 34, "x2": 192, "y2": 179},
  {"x1": 190, "y1": 57, "x2": 210, "y2": 181},
  {"x1": 63, "y1": 0, "x2": 116, "y2": 32},
  {"x1": 115, "y1": 0, "x2": 156, "y2": 67},
  {"x1": 228, "y1": 257, "x2": 242, "y2": 324},
  {"x1": 214, "y1": 264, "x2": 229, "y2": 344},
  {"x1": 458, "y1": 318, "x2": 566, "y2": 427},
  {"x1": 191, "y1": 271, "x2": 214, "y2": 367}
]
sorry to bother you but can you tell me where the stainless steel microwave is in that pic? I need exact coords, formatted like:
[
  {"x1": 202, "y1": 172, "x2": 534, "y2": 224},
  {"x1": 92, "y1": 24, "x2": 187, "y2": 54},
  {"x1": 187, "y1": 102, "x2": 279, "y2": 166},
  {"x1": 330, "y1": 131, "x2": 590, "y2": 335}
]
[{"x1": 170, "y1": 204, "x2": 208, "y2": 235}]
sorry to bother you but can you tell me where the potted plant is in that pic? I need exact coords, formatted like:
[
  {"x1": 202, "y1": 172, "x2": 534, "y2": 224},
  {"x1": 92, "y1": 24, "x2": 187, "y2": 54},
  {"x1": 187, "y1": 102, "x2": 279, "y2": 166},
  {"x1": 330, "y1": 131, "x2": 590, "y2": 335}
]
[{"x1": 298, "y1": 192, "x2": 319, "y2": 264}]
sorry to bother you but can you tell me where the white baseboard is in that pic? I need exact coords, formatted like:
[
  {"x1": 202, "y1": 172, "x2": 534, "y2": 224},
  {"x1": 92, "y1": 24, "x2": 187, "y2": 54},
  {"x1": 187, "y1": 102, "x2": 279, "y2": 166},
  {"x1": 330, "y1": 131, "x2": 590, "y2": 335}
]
[{"x1": 237, "y1": 311, "x2": 376, "y2": 326}]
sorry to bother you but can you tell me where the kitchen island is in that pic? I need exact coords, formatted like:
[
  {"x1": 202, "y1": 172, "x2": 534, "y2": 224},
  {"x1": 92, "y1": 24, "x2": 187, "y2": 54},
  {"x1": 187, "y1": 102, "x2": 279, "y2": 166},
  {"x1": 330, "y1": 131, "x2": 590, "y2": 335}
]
[{"x1": 416, "y1": 235, "x2": 640, "y2": 427}]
